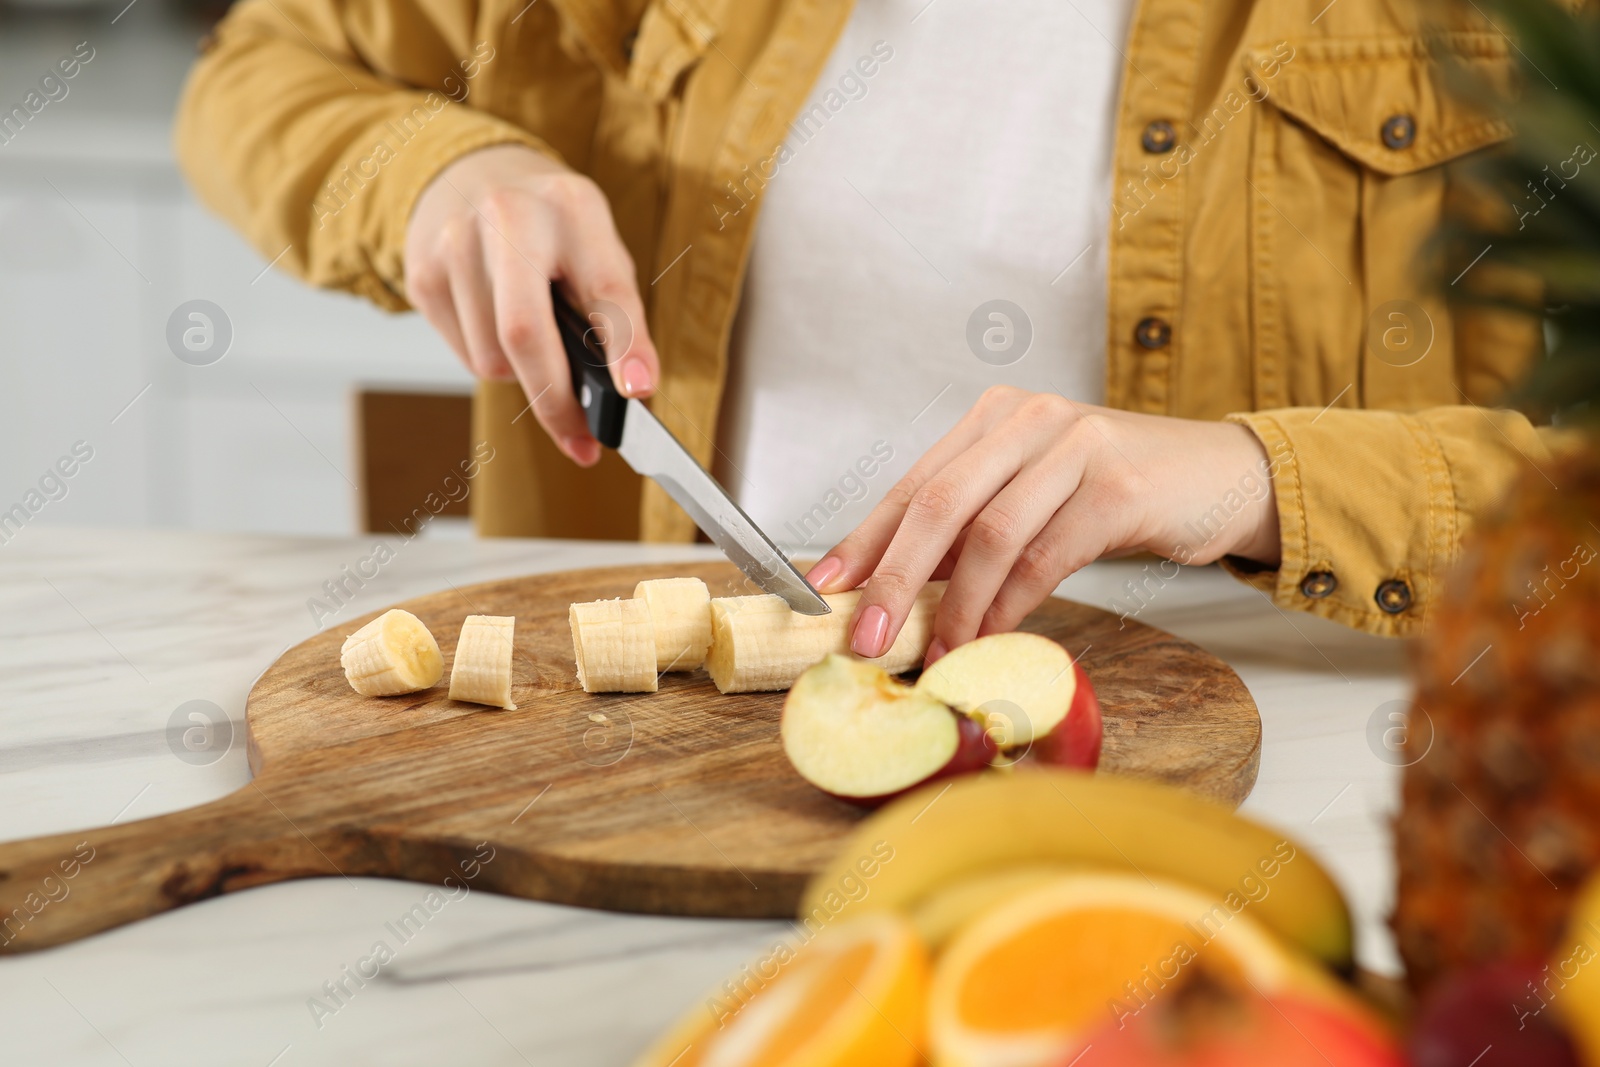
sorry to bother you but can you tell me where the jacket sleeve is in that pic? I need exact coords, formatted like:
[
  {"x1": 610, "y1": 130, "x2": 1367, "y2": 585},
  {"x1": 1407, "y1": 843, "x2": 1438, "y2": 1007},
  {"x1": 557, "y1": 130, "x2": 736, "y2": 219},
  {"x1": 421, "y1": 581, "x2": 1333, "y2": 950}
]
[
  {"x1": 174, "y1": 0, "x2": 548, "y2": 310},
  {"x1": 1221, "y1": 405, "x2": 1565, "y2": 637}
]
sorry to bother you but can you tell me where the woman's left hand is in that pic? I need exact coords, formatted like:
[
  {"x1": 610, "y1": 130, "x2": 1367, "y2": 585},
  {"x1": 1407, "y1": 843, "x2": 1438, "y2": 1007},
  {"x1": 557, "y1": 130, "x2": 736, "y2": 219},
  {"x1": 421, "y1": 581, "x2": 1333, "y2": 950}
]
[{"x1": 803, "y1": 386, "x2": 1284, "y2": 665}]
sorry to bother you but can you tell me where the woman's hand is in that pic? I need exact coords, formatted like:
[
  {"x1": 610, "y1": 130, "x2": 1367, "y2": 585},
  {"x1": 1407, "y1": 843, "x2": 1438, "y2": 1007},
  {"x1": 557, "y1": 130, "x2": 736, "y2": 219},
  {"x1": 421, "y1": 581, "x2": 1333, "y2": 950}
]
[
  {"x1": 805, "y1": 387, "x2": 1283, "y2": 664},
  {"x1": 404, "y1": 144, "x2": 658, "y2": 466}
]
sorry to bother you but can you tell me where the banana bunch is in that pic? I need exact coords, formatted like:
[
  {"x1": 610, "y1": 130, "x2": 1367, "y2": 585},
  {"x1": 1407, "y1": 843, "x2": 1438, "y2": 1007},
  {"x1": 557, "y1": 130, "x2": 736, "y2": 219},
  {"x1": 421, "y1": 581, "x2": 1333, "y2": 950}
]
[{"x1": 339, "y1": 608, "x2": 516, "y2": 709}]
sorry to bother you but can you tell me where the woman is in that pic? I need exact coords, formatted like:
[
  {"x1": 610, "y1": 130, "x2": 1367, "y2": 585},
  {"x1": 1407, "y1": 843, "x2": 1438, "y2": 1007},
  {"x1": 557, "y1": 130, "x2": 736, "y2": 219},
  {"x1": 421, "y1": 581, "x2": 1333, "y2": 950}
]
[{"x1": 176, "y1": 0, "x2": 1546, "y2": 660}]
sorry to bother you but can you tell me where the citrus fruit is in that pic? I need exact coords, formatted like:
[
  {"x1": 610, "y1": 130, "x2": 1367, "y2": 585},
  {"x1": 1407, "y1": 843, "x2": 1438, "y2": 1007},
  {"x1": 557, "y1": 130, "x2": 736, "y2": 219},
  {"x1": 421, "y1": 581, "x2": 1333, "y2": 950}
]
[
  {"x1": 635, "y1": 912, "x2": 929, "y2": 1067},
  {"x1": 927, "y1": 872, "x2": 1330, "y2": 1067}
]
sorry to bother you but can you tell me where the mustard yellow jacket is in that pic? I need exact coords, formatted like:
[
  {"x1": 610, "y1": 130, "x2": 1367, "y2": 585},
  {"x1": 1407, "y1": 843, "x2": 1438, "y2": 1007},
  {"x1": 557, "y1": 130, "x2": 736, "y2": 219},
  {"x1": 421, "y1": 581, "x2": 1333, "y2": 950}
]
[{"x1": 176, "y1": 0, "x2": 1552, "y2": 637}]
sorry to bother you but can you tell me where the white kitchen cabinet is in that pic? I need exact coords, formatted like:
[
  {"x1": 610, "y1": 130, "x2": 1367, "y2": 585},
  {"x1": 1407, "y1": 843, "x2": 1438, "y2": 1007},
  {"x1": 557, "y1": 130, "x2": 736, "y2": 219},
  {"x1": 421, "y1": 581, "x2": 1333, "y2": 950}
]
[
  {"x1": 0, "y1": 34, "x2": 473, "y2": 540},
  {"x1": 0, "y1": 186, "x2": 152, "y2": 528}
]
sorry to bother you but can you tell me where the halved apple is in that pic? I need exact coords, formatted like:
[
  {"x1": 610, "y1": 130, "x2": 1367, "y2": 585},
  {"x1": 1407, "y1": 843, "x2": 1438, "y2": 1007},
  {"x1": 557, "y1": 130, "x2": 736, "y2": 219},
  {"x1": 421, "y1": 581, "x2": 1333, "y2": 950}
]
[
  {"x1": 915, "y1": 631, "x2": 1102, "y2": 769},
  {"x1": 781, "y1": 655, "x2": 996, "y2": 807},
  {"x1": 782, "y1": 633, "x2": 1103, "y2": 806}
]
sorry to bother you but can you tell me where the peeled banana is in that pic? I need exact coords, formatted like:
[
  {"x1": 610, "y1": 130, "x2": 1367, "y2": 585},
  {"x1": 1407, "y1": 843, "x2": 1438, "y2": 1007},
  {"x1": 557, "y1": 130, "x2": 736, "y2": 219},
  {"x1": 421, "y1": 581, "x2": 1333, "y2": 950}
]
[
  {"x1": 340, "y1": 609, "x2": 444, "y2": 696},
  {"x1": 633, "y1": 577, "x2": 712, "y2": 672},
  {"x1": 570, "y1": 598, "x2": 658, "y2": 693},
  {"x1": 706, "y1": 582, "x2": 945, "y2": 694},
  {"x1": 448, "y1": 614, "x2": 518, "y2": 709}
]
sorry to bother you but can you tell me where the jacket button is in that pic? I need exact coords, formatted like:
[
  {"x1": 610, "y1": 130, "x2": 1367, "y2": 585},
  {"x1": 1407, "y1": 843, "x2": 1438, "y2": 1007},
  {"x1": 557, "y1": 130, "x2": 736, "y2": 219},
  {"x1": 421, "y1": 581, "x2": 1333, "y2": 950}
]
[
  {"x1": 1381, "y1": 114, "x2": 1416, "y2": 150},
  {"x1": 1134, "y1": 316, "x2": 1171, "y2": 349},
  {"x1": 1141, "y1": 120, "x2": 1177, "y2": 154},
  {"x1": 1299, "y1": 571, "x2": 1338, "y2": 599},
  {"x1": 1375, "y1": 579, "x2": 1413, "y2": 614}
]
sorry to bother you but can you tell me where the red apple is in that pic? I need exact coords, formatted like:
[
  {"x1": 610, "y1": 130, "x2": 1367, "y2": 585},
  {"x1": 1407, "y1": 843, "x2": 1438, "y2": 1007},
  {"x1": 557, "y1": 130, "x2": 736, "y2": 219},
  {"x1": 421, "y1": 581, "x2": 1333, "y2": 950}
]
[
  {"x1": 916, "y1": 632, "x2": 1102, "y2": 770},
  {"x1": 1409, "y1": 961, "x2": 1583, "y2": 1067},
  {"x1": 781, "y1": 655, "x2": 997, "y2": 807},
  {"x1": 1025, "y1": 660, "x2": 1102, "y2": 769},
  {"x1": 1076, "y1": 973, "x2": 1403, "y2": 1067}
]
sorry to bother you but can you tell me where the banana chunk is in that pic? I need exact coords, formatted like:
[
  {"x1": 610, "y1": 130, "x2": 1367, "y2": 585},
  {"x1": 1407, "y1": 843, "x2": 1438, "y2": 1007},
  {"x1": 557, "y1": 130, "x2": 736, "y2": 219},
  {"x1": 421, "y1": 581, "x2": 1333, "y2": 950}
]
[
  {"x1": 340, "y1": 609, "x2": 444, "y2": 696},
  {"x1": 632, "y1": 577, "x2": 712, "y2": 672},
  {"x1": 706, "y1": 582, "x2": 945, "y2": 694},
  {"x1": 448, "y1": 614, "x2": 518, "y2": 709},
  {"x1": 570, "y1": 598, "x2": 658, "y2": 693}
]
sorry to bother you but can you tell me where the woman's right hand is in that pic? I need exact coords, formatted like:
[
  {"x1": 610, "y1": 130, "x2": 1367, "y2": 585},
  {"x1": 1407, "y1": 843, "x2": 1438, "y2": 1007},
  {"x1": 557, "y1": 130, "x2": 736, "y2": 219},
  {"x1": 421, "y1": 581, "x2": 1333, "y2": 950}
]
[{"x1": 403, "y1": 144, "x2": 659, "y2": 466}]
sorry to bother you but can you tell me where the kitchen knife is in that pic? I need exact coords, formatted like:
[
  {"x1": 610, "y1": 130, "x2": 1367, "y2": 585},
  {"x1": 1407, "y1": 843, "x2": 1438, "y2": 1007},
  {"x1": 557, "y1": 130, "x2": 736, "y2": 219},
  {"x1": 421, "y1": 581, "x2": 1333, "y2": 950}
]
[{"x1": 551, "y1": 286, "x2": 830, "y2": 616}]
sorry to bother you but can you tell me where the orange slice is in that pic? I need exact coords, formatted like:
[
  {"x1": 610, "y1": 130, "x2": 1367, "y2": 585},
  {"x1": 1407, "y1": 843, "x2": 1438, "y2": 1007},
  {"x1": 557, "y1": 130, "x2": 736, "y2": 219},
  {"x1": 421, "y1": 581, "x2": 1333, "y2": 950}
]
[
  {"x1": 635, "y1": 912, "x2": 929, "y2": 1067},
  {"x1": 928, "y1": 872, "x2": 1325, "y2": 1067},
  {"x1": 910, "y1": 864, "x2": 1080, "y2": 951}
]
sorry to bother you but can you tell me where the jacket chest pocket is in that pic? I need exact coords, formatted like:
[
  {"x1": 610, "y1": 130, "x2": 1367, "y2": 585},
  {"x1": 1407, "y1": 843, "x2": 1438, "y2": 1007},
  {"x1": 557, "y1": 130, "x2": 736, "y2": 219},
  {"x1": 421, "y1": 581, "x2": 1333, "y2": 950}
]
[
  {"x1": 625, "y1": 0, "x2": 719, "y2": 100},
  {"x1": 1240, "y1": 34, "x2": 1512, "y2": 412}
]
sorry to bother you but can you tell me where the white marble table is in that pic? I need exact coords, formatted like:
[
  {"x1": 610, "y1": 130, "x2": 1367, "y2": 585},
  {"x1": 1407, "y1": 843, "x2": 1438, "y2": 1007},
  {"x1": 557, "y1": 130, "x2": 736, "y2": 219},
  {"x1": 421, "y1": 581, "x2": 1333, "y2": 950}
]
[{"x1": 0, "y1": 528, "x2": 1409, "y2": 1066}]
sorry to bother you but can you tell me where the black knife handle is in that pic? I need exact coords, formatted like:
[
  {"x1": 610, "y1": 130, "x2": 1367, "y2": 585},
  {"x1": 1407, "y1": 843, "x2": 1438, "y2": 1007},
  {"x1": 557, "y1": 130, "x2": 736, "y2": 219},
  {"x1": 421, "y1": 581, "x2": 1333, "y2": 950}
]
[{"x1": 552, "y1": 285, "x2": 628, "y2": 449}]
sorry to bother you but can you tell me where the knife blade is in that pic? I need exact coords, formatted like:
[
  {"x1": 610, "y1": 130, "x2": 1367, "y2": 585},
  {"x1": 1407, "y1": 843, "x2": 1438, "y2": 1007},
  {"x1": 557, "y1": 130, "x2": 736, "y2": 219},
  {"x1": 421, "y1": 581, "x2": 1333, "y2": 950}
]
[{"x1": 551, "y1": 286, "x2": 830, "y2": 616}]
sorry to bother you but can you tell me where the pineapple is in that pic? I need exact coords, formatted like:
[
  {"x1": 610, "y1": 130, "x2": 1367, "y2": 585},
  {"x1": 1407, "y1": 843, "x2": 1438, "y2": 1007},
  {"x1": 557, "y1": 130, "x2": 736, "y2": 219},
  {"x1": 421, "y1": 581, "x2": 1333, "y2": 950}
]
[{"x1": 1390, "y1": 0, "x2": 1600, "y2": 992}]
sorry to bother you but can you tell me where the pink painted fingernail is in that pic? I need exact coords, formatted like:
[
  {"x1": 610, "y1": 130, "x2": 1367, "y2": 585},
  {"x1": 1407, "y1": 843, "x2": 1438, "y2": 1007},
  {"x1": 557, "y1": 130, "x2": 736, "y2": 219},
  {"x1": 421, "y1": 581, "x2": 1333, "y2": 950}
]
[
  {"x1": 851, "y1": 605, "x2": 889, "y2": 659},
  {"x1": 621, "y1": 358, "x2": 653, "y2": 397},
  {"x1": 806, "y1": 556, "x2": 844, "y2": 592},
  {"x1": 923, "y1": 636, "x2": 948, "y2": 669}
]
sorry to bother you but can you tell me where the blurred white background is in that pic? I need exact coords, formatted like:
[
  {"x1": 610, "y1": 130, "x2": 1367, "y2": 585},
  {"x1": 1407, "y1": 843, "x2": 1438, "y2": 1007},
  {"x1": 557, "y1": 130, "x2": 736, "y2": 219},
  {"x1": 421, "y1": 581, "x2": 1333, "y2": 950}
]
[{"x1": 0, "y1": 0, "x2": 474, "y2": 539}]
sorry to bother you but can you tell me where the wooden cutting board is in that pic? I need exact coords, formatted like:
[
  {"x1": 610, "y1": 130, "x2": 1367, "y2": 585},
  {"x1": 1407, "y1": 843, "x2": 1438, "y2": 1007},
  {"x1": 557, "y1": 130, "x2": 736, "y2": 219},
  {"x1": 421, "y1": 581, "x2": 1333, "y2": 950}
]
[{"x1": 0, "y1": 562, "x2": 1259, "y2": 953}]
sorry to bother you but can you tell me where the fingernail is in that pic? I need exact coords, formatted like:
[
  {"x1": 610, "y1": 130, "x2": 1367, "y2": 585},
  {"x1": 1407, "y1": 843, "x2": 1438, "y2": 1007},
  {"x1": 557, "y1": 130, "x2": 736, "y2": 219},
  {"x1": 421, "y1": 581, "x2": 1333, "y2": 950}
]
[
  {"x1": 923, "y1": 636, "x2": 948, "y2": 669},
  {"x1": 851, "y1": 605, "x2": 889, "y2": 659},
  {"x1": 621, "y1": 358, "x2": 653, "y2": 398},
  {"x1": 563, "y1": 435, "x2": 600, "y2": 466},
  {"x1": 806, "y1": 556, "x2": 844, "y2": 592}
]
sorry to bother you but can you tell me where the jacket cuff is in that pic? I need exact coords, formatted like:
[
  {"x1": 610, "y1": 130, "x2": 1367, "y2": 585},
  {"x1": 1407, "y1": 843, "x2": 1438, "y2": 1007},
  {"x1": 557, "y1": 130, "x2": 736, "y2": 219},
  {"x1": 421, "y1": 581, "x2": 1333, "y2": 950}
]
[
  {"x1": 1220, "y1": 406, "x2": 1547, "y2": 637},
  {"x1": 316, "y1": 102, "x2": 550, "y2": 311}
]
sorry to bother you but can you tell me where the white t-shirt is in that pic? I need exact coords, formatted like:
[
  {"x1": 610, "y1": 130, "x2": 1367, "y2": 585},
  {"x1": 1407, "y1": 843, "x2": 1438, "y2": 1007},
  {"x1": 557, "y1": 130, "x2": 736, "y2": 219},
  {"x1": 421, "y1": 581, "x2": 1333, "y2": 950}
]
[{"x1": 715, "y1": 0, "x2": 1132, "y2": 552}]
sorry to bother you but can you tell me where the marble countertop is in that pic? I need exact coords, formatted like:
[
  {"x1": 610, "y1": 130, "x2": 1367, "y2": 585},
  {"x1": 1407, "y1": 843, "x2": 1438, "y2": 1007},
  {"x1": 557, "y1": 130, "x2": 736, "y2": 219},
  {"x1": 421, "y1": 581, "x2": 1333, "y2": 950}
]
[{"x1": 0, "y1": 527, "x2": 1409, "y2": 1066}]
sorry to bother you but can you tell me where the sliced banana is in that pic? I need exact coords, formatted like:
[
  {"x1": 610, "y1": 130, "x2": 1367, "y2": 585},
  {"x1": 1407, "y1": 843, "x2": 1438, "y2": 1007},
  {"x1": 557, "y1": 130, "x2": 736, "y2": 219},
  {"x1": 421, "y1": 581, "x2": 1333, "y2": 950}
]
[
  {"x1": 448, "y1": 614, "x2": 518, "y2": 709},
  {"x1": 706, "y1": 583, "x2": 945, "y2": 694},
  {"x1": 340, "y1": 609, "x2": 444, "y2": 696},
  {"x1": 632, "y1": 577, "x2": 712, "y2": 672},
  {"x1": 570, "y1": 598, "x2": 658, "y2": 693}
]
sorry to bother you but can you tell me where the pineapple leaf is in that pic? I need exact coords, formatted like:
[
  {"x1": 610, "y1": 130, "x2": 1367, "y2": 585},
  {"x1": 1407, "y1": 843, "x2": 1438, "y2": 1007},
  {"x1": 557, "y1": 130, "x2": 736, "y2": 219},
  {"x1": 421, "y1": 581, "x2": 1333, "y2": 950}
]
[{"x1": 1445, "y1": 0, "x2": 1600, "y2": 421}]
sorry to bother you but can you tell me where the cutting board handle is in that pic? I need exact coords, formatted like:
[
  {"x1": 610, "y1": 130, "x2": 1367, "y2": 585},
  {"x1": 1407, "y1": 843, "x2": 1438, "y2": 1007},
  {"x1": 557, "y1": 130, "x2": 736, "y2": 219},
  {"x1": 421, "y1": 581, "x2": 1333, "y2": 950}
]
[{"x1": 0, "y1": 787, "x2": 337, "y2": 954}]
